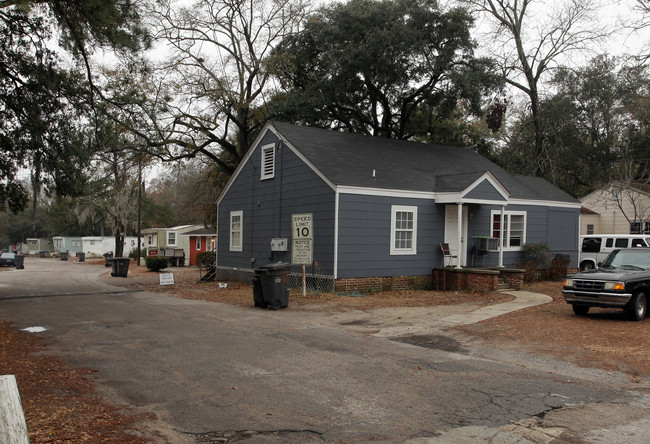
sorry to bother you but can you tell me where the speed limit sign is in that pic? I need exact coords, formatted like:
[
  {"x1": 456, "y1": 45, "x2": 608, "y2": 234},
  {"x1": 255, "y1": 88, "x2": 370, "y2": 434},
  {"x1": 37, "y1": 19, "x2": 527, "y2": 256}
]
[{"x1": 292, "y1": 213, "x2": 313, "y2": 265}]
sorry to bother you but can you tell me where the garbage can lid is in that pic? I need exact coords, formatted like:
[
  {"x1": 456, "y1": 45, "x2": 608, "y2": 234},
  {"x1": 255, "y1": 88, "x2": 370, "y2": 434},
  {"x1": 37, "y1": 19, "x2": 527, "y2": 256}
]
[{"x1": 259, "y1": 261, "x2": 291, "y2": 270}]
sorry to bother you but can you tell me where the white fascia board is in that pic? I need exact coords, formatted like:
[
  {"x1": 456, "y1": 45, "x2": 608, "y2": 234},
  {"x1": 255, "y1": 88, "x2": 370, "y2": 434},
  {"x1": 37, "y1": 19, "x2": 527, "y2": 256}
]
[
  {"x1": 460, "y1": 171, "x2": 510, "y2": 200},
  {"x1": 216, "y1": 122, "x2": 276, "y2": 207},
  {"x1": 507, "y1": 198, "x2": 582, "y2": 209},
  {"x1": 271, "y1": 128, "x2": 337, "y2": 192},
  {"x1": 337, "y1": 185, "x2": 436, "y2": 200}
]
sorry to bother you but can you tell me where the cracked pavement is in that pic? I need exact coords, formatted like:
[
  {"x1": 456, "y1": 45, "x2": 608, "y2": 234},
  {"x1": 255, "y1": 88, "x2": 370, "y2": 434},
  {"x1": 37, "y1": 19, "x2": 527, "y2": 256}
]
[{"x1": 1, "y1": 259, "x2": 650, "y2": 443}]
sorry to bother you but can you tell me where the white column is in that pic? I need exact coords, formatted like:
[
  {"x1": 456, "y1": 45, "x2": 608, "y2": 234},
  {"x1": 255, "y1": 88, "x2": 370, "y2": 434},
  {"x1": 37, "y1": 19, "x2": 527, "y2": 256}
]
[
  {"x1": 499, "y1": 205, "x2": 505, "y2": 267},
  {"x1": 457, "y1": 203, "x2": 463, "y2": 269}
]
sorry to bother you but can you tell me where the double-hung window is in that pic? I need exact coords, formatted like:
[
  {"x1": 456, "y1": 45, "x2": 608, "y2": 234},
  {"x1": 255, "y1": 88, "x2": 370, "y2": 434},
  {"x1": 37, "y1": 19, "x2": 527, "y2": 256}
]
[
  {"x1": 196, "y1": 237, "x2": 201, "y2": 251},
  {"x1": 491, "y1": 211, "x2": 526, "y2": 250},
  {"x1": 167, "y1": 231, "x2": 177, "y2": 246},
  {"x1": 230, "y1": 211, "x2": 243, "y2": 252},
  {"x1": 390, "y1": 206, "x2": 417, "y2": 255}
]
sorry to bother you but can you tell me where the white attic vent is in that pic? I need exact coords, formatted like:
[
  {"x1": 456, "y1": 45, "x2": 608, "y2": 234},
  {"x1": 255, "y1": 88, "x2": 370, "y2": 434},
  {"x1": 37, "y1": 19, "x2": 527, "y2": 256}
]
[{"x1": 261, "y1": 144, "x2": 275, "y2": 180}]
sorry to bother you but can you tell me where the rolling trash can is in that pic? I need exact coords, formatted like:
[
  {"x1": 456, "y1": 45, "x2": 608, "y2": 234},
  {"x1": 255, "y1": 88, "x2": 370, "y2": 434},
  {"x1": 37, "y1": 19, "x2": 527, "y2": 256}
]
[
  {"x1": 254, "y1": 262, "x2": 290, "y2": 310},
  {"x1": 103, "y1": 251, "x2": 114, "y2": 267},
  {"x1": 252, "y1": 272, "x2": 266, "y2": 307},
  {"x1": 111, "y1": 258, "x2": 131, "y2": 277},
  {"x1": 60, "y1": 251, "x2": 68, "y2": 261},
  {"x1": 39, "y1": 251, "x2": 48, "y2": 258},
  {"x1": 77, "y1": 252, "x2": 85, "y2": 262},
  {"x1": 14, "y1": 254, "x2": 24, "y2": 270}
]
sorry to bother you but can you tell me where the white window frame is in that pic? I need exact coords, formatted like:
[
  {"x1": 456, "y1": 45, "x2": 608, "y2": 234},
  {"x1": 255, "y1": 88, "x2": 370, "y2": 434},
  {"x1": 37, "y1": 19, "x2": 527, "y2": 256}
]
[
  {"x1": 167, "y1": 231, "x2": 177, "y2": 246},
  {"x1": 390, "y1": 205, "x2": 417, "y2": 255},
  {"x1": 196, "y1": 236, "x2": 201, "y2": 251},
  {"x1": 260, "y1": 144, "x2": 275, "y2": 180},
  {"x1": 491, "y1": 210, "x2": 526, "y2": 251},
  {"x1": 147, "y1": 234, "x2": 153, "y2": 246},
  {"x1": 230, "y1": 211, "x2": 243, "y2": 252}
]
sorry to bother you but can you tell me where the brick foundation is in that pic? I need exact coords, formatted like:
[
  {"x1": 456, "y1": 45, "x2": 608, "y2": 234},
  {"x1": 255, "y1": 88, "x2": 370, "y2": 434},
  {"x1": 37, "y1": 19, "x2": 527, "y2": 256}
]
[{"x1": 335, "y1": 275, "x2": 432, "y2": 292}]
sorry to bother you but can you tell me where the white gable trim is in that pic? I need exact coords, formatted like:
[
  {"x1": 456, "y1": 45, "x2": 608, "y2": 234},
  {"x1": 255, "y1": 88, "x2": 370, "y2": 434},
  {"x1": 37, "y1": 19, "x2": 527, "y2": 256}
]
[{"x1": 460, "y1": 171, "x2": 510, "y2": 200}]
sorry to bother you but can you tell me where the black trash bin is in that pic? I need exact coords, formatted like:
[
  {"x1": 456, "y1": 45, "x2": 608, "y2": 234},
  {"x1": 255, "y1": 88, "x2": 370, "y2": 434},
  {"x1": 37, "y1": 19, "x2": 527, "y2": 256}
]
[
  {"x1": 252, "y1": 272, "x2": 266, "y2": 307},
  {"x1": 39, "y1": 251, "x2": 48, "y2": 258},
  {"x1": 14, "y1": 254, "x2": 24, "y2": 270},
  {"x1": 103, "y1": 251, "x2": 114, "y2": 267},
  {"x1": 60, "y1": 251, "x2": 68, "y2": 261},
  {"x1": 111, "y1": 258, "x2": 131, "y2": 277},
  {"x1": 77, "y1": 252, "x2": 85, "y2": 262},
  {"x1": 256, "y1": 262, "x2": 290, "y2": 309}
]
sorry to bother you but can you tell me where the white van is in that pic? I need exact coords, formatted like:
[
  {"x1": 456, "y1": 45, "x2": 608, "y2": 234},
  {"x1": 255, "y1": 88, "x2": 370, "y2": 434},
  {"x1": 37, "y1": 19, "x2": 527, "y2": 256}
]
[{"x1": 579, "y1": 234, "x2": 650, "y2": 270}]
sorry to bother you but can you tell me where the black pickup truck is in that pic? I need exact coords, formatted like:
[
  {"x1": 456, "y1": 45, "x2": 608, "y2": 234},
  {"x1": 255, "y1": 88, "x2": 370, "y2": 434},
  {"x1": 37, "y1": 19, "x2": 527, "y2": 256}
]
[{"x1": 562, "y1": 248, "x2": 650, "y2": 321}]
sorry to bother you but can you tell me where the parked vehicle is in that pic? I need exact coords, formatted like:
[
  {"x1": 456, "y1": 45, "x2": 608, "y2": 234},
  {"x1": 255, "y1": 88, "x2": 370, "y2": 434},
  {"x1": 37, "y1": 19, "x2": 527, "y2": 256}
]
[
  {"x1": 0, "y1": 252, "x2": 16, "y2": 267},
  {"x1": 578, "y1": 234, "x2": 650, "y2": 270},
  {"x1": 563, "y1": 248, "x2": 650, "y2": 321}
]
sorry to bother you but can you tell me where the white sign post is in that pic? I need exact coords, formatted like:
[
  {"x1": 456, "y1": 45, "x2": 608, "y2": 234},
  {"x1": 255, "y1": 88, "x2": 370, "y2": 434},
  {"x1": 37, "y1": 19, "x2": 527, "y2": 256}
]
[{"x1": 292, "y1": 213, "x2": 313, "y2": 297}]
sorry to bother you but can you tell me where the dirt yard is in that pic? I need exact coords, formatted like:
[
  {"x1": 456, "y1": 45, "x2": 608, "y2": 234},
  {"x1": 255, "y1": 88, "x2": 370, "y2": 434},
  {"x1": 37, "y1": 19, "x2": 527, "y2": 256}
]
[{"x1": 2, "y1": 260, "x2": 649, "y2": 442}]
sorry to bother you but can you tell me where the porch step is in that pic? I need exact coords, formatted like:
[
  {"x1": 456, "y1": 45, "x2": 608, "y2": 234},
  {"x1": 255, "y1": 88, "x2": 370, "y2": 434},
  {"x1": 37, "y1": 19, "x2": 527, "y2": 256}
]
[{"x1": 497, "y1": 278, "x2": 511, "y2": 291}]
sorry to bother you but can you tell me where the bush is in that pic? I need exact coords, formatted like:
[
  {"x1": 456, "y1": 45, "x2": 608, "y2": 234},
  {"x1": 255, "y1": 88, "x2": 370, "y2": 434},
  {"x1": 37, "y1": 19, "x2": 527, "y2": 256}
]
[
  {"x1": 145, "y1": 256, "x2": 169, "y2": 272},
  {"x1": 521, "y1": 242, "x2": 551, "y2": 269}
]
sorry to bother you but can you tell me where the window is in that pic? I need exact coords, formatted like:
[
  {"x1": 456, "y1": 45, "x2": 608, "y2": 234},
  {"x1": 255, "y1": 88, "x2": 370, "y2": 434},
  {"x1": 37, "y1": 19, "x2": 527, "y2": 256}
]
[
  {"x1": 586, "y1": 224, "x2": 594, "y2": 235},
  {"x1": 390, "y1": 206, "x2": 417, "y2": 255},
  {"x1": 615, "y1": 238, "x2": 629, "y2": 248},
  {"x1": 631, "y1": 220, "x2": 650, "y2": 234},
  {"x1": 196, "y1": 237, "x2": 201, "y2": 251},
  {"x1": 230, "y1": 211, "x2": 243, "y2": 252},
  {"x1": 260, "y1": 144, "x2": 275, "y2": 180},
  {"x1": 582, "y1": 237, "x2": 601, "y2": 253},
  {"x1": 167, "y1": 231, "x2": 177, "y2": 246},
  {"x1": 147, "y1": 235, "x2": 153, "y2": 246},
  {"x1": 54, "y1": 239, "x2": 63, "y2": 248},
  {"x1": 491, "y1": 211, "x2": 526, "y2": 250}
]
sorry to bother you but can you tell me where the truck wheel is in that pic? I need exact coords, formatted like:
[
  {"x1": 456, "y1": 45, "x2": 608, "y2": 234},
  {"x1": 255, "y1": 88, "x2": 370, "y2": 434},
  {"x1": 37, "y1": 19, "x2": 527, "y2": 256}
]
[
  {"x1": 628, "y1": 292, "x2": 647, "y2": 321},
  {"x1": 572, "y1": 304, "x2": 589, "y2": 316},
  {"x1": 580, "y1": 262, "x2": 594, "y2": 271}
]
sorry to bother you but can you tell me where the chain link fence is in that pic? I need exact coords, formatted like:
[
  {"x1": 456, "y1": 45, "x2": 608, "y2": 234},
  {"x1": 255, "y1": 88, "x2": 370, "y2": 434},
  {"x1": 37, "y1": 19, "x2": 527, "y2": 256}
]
[{"x1": 216, "y1": 266, "x2": 335, "y2": 294}]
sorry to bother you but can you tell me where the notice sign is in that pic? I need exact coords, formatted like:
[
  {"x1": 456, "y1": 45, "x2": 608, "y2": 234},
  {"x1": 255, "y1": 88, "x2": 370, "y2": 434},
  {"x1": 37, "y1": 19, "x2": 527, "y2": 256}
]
[
  {"x1": 159, "y1": 273, "x2": 175, "y2": 286},
  {"x1": 292, "y1": 213, "x2": 313, "y2": 265}
]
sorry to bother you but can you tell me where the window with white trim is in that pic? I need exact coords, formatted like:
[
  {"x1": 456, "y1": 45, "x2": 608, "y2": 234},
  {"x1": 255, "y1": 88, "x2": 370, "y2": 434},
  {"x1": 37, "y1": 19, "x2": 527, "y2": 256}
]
[
  {"x1": 167, "y1": 231, "x2": 177, "y2": 246},
  {"x1": 261, "y1": 144, "x2": 275, "y2": 180},
  {"x1": 390, "y1": 206, "x2": 417, "y2": 255},
  {"x1": 196, "y1": 237, "x2": 201, "y2": 250},
  {"x1": 491, "y1": 211, "x2": 526, "y2": 249},
  {"x1": 147, "y1": 235, "x2": 153, "y2": 246},
  {"x1": 230, "y1": 211, "x2": 243, "y2": 252}
]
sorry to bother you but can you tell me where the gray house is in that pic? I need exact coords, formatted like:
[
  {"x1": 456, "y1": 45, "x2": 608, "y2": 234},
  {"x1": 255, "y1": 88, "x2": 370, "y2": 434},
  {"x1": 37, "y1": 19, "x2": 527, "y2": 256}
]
[{"x1": 216, "y1": 122, "x2": 580, "y2": 291}]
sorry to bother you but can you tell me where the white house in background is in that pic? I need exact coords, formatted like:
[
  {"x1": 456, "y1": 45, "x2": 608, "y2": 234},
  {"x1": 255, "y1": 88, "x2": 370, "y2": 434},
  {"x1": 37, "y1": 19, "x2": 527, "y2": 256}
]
[
  {"x1": 581, "y1": 182, "x2": 650, "y2": 235},
  {"x1": 141, "y1": 225, "x2": 203, "y2": 260},
  {"x1": 81, "y1": 236, "x2": 140, "y2": 258}
]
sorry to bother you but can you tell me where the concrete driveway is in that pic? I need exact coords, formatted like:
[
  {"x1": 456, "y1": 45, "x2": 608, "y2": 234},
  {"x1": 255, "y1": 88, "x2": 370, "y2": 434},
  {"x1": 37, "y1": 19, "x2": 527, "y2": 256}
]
[{"x1": 1, "y1": 258, "x2": 649, "y2": 443}]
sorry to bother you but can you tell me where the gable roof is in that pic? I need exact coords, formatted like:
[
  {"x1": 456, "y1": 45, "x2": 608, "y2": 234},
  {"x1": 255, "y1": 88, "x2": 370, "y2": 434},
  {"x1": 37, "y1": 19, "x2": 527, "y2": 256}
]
[{"x1": 270, "y1": 122, "x2": 578, "y2": 204}]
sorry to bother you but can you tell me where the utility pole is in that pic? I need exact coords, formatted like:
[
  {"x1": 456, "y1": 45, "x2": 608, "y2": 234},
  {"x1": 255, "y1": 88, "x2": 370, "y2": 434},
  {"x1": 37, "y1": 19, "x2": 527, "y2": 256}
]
[{"x1": 137, "y1": 160, "x2": 142, "y2": 266}]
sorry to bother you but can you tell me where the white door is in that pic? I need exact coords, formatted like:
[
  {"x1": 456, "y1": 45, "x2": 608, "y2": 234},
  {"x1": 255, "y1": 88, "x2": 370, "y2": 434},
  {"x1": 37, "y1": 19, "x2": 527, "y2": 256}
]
[{"x1": 444, "y1": 205, "x2": 468, "y2": 267}]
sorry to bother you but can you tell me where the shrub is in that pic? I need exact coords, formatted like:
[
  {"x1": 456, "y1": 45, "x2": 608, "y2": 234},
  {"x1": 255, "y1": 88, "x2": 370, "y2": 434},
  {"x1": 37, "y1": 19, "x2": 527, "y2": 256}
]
[
  {"x1": 145, "y1": 256, "x2": 169, "y2": 272},
  {"x1": 521, "y1": 242, "x2": 551, "y2": 268}
]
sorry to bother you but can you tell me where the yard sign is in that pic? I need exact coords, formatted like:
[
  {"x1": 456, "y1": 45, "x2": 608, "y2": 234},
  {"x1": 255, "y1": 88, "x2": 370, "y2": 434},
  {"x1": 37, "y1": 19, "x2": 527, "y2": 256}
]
[{"x1": 291, "y1": 213, "x2": 313, "y2": 265}]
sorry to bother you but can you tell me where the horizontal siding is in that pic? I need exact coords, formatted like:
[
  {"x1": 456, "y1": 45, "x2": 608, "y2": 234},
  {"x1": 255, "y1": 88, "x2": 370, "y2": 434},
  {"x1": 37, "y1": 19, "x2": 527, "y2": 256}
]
[
  {"x1": 337, "y1": 194, "x2": 445, "y2": 278},
  {"x1": 218, "y1": 132, "x2": 336, "y2": 274},
  {"x1": 464, "y1": 179, "x2": 507, "y2": 201}
]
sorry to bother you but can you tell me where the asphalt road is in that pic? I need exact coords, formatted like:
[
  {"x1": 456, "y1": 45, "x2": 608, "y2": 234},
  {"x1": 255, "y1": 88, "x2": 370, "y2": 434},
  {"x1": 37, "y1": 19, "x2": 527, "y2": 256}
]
[{"x1": 2, "y1": 258, "x2": 650, "y2": 443}]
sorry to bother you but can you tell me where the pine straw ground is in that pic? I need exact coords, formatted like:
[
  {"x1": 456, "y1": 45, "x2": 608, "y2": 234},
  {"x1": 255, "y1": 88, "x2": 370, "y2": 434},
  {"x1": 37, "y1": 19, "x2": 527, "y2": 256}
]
[{"x1": 2, "y1": 260, "x2": 650, "y2": 442}]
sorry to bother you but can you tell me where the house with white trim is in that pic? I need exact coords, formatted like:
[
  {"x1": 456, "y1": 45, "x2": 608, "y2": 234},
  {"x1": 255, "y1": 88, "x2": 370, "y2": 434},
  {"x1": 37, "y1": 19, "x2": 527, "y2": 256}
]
[{"x1": 216, "y1": 122, "x2": 580, "y2": 291}]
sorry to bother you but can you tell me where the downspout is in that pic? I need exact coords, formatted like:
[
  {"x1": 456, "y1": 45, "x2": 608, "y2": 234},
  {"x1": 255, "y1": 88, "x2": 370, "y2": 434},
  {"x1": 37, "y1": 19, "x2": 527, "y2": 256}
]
[{"x1": 499, "y1": 205, "x2": 505, "y2": 267}]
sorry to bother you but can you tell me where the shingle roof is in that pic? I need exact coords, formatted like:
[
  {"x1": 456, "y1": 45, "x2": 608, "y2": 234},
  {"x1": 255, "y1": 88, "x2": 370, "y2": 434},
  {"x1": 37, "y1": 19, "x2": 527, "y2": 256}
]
[{"x1": 271, "y1": 121, "x2": 578, "y2": 203}]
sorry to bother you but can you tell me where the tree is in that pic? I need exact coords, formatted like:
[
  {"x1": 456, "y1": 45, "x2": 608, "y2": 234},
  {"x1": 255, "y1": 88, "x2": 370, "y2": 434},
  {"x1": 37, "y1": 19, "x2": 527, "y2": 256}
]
[
  {"x1": 0, "y1": 1, "x2": 148, "y2": 214},
  {"x1": 102, "y1": 0, "x2": 310, "y2": 182},
  {"x1": 500, "y1": 55, "x2": 650, "y2": 197},
  {"x1": 267, "y1": 0, "x2": 503, "y2": 143},
  {"x1": 461, "y1": 0, "x2": 610, "y2": 177}
]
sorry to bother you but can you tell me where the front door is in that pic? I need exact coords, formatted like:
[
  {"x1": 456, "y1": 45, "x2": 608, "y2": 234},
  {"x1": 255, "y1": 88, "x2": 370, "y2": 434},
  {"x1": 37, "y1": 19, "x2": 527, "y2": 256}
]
[{"x1": 444, "y1": 205, "x2": 468, "y2": 267}]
